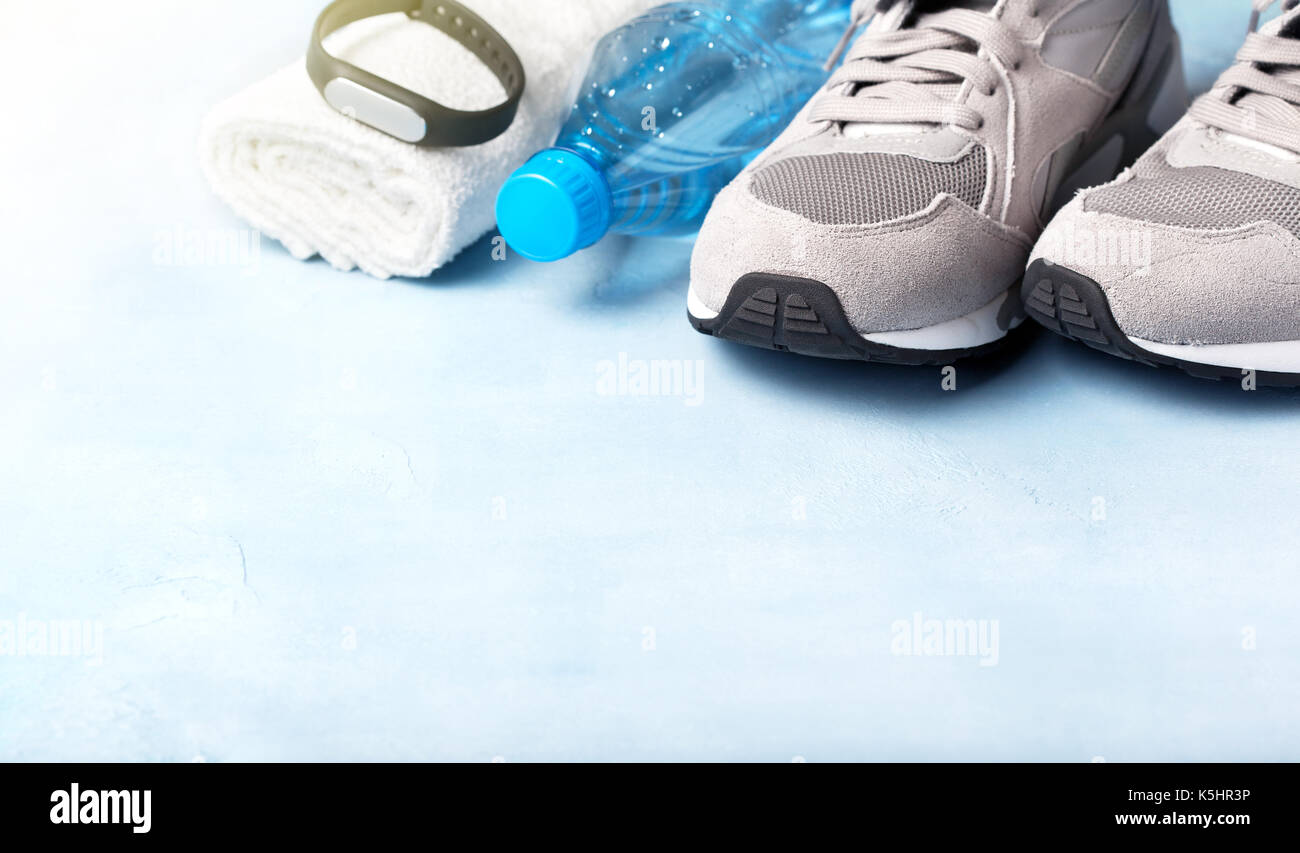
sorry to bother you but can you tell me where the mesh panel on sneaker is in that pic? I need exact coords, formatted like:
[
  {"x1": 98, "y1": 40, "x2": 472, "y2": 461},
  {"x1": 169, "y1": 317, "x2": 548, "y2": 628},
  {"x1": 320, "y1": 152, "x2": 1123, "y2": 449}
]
[
  {"x1": 749, "y1": 148, "x2": 988, "y2": 225},
  {"x1": 1086, "y1": 158, "x2": 1300, "y2": 237}
]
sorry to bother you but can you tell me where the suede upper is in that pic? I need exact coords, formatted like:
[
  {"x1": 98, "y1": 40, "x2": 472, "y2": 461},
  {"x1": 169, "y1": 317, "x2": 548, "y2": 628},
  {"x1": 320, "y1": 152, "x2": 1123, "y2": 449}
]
[
  {"x1": 691, "y1": 0, "x2": 1175, "y2": 334},
  {"x1": 1032, "y1": 5, "x2": 1300, "y2": 346},
  {"x1": 1031, "y1": 121, "x2": 1300, "y2": 345}
]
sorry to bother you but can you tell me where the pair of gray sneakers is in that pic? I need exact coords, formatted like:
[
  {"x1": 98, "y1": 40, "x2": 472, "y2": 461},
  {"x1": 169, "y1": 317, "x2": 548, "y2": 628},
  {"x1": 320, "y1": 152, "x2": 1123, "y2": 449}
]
[{"x1": 688, "y1": 0, "x2": 1300, "y2": 385}]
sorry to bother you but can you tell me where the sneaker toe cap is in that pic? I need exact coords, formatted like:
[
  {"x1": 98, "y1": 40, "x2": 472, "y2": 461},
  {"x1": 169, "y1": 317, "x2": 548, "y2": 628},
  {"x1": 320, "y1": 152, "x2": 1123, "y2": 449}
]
[
  {"x1": 690, "y1": 176, "x2": 1030, "y2": 336},
  {"x1": 1033, "y1": 201, "x2": 1300, "y2": 346}
]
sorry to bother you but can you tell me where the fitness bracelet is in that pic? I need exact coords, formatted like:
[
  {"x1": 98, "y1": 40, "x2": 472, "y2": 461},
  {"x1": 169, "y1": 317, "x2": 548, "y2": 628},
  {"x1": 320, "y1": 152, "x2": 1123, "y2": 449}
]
[{"x1": 307, "y1": 0, "x2": 526, "y2": 147}]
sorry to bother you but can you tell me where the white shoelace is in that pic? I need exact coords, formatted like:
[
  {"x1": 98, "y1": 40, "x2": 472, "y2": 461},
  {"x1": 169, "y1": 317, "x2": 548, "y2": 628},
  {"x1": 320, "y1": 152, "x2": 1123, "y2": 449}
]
[
  {"x1": 1190, "y1": 0, "x2": 1300, "y2": 153},
  {"x1": 813, "y1": 0, "x2": 1034, "y2": 131}
]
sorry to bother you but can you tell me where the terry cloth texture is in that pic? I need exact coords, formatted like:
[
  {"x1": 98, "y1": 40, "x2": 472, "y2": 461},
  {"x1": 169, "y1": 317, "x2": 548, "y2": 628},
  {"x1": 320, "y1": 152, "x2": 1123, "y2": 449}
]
[{"x1": 200, "y1": 0, "x2": 658, "y2": 279}]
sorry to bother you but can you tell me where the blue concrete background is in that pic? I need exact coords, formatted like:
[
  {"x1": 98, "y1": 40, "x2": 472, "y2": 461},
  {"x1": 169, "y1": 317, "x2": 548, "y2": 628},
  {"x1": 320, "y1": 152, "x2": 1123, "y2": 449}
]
[{"x1": 1, "y1": 1, "x2": 1296, "y2": 761}]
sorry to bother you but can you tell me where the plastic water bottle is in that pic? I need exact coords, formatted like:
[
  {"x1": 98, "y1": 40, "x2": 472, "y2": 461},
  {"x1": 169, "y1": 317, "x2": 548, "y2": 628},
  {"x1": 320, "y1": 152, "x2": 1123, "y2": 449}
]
[{"x1": 495, "y1": 0, "x2": 853, "y2": 262}]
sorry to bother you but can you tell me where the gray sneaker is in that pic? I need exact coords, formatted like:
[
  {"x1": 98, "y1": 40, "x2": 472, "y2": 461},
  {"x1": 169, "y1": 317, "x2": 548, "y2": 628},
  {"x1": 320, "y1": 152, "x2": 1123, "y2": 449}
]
[
  {"x1": 687, "y1": 0, "x2": 1185, "y2": 363},
  {"x1": 1027, "y1": 0, "x2": 1300, "y2": 385}
]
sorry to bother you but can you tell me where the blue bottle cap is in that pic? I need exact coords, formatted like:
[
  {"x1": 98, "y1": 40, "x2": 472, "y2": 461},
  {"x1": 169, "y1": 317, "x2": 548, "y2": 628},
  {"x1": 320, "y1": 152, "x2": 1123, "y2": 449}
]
[{"x1": 495, "y1": 149, "x2": 613, "y2": 262}]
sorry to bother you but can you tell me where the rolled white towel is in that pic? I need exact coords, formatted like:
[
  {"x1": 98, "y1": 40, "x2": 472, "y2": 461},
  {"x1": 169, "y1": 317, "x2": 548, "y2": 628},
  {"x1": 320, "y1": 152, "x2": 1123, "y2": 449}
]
[{"x1": 200, "y1": 0, "x2": 658, "y2": 280}]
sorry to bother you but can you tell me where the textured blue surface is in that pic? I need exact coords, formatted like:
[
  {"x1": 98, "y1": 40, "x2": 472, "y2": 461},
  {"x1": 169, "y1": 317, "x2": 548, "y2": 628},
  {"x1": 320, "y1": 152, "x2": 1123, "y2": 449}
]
[{"x1": 1, "y1": 0, "x2": 1297, "y2": 761}]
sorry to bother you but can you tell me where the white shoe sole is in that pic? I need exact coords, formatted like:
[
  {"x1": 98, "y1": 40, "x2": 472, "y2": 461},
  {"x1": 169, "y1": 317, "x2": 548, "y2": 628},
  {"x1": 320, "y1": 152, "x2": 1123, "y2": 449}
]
[{"x1": 1130, "y1": 337, "x2": 1300, "y2": 374}]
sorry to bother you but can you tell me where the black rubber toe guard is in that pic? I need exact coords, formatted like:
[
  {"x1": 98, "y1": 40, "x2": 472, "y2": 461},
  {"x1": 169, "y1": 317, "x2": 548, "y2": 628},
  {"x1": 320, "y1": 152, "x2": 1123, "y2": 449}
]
[
  {"x1": 1022, "y1": 259, "x2": 1300, "y2": 387},
  {"x1": 689, "y1": 273, "x2": 1019, "y2": 366}
]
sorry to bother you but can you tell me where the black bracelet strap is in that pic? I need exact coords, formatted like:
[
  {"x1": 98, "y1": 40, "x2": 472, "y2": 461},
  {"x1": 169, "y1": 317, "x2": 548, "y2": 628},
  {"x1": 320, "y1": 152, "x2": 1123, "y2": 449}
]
[{"x1": 307, "y1": 0, "x2": 526, "y2": 147}]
